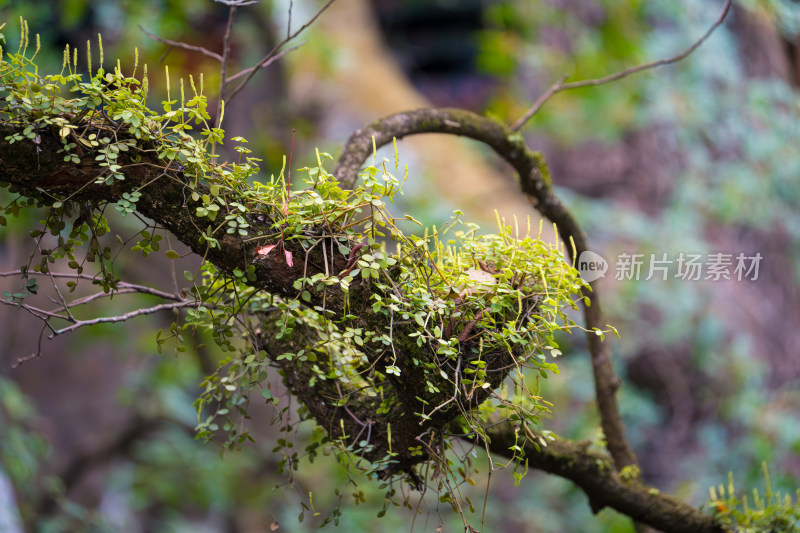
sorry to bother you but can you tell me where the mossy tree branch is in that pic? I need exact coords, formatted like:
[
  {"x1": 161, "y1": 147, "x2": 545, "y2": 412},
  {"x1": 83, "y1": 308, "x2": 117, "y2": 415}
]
[
  {"x1": 0, "y1": 122, "x2": 356, "y2": 308},
  {"x1": 0, "y1": 4, "x2": 746, "y2": 529},
  {"x1": 485, "y1": 424, "x2": 723, "y2": 533},
  {"x1": 334, "y1": 107, "x2": 636, "y2": 471},
  {"x1": 0, "y1": 119, "x2": 535, "y2": 478},
  {"x1": 0, "y1": 101, "x2": 720, "y2": 533}
]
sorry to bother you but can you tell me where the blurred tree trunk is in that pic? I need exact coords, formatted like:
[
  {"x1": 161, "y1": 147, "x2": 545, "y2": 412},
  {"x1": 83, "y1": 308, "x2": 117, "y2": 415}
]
[{"x1": 730, "y1": 4, "x2": 795, "y2": 83}]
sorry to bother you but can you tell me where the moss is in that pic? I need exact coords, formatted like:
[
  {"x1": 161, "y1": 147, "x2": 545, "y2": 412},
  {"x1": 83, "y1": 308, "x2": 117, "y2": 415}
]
[{"x1": 531, "y1": 150, "x2": 553, "y2": 188}]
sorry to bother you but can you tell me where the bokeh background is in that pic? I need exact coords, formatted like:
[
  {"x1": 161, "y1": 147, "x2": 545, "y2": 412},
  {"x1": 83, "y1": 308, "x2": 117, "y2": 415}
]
[{"x1": 1, "y1": 0, "x2": 799, "y2": 531}]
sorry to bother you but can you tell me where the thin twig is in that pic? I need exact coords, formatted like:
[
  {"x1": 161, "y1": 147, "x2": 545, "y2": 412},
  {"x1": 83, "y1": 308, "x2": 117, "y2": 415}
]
[
  {"x1": 510, "y1": 74, "x2": 567, "y2": 133},
  {"x1": 217, "y1": 6, "x2": 238, "y2": 128},
  {"x1": 12, "y1": 353, "x2": 40, "y2": 368},
  {"x1": 1, "y1": 270, "x2": 82, "y2": 278},
  {"x1": 511, "y1": 0, "x2": 733, "y2": 131},
  {"x1": 138, "y1": 25, "x2": 223, "y2": 62},
  {"x1": 165, "y1": 234, "x2": 181, "y2": 297},
  {"x1": 224, "y1": 42, "x2": 304, "y2": 83},
  {"x1": 53, "y1": 287, "x2": 184, "y2": 311},
  {"x1": 0, "y1": 298, "x2": 68, "y2": 321},
  {"x1": 37, "y1": 242, "x2": 76, "y2": 322},
  {"x1": 226, "y1": 0, "x2": 336, "y2": 102},
  {"x1": 50, "y1": 301, "x2": 192, "y2": 338},
  {"x1": 1, "y1": 270, "x2": 183, "y2": 305},
  {"x1": 11, "y1": 325, "x2": 46, "y2": 368},
  {"x1": 287, "y1": 0, "x2": 294, "y2": 39}
]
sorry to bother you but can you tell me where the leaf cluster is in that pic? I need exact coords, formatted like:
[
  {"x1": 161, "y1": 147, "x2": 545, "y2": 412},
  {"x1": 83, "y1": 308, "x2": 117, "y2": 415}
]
[{"x1": 709, "y1": 464, "x2": 800, "y2": 532}]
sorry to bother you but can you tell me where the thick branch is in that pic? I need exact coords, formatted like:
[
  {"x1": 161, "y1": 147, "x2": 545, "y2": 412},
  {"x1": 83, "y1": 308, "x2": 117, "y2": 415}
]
[
  {"x1": 0, "y1": 119, "x2": 510, "y2": 478},
  {"x1": 254, "y1": 307, "x2": 516, "y2": 478},
  {"x1": 482, "y1": 426, "x2": 723, "y2": 533},
  {"x1": 0, "y1": 123, "x2": 367, "y2": 317},
  {"x1": 0, "y1": 101, "x2": 711, "y2": 530},
  {"x1": 334, "y1": 108, "x2": 637, "y2": 470}
]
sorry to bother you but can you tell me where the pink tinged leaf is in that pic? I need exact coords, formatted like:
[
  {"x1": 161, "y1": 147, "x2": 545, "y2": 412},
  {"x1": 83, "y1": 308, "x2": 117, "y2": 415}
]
[
  {"x1": 282, "y1": 201, "x2": 289, "y2": 216},
  {"x1": 285, "y1": 250, "x2": 294, "y2": 268},
  {"x1": 257, "y1": 244, "x2": 278, "y2": 256}
]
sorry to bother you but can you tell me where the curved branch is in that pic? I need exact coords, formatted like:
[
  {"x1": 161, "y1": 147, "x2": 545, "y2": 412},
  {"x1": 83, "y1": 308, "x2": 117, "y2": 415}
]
[
  {"x1": 264, "y1": 302, "x2": 721, "y2": 532},
  {"x1": 334, "y1": 108, "x2": 637, "y2": 470},
  {"x1": 253, "y1": 306, "x2": 521, "y2": 478},
  {"x1": 482, "y1": 426, "x2": 723, "y2": 533}
]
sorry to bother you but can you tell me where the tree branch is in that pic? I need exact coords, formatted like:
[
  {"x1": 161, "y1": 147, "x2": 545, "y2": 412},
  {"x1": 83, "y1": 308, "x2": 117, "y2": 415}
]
[
  {"x1": 138, "y1": 25, "x2": 223, "y2": 62},
  {"x1": 511, "y1": 0, "x2": 733, "y2": 131},
  {"x1": 0, "y1": 118, "x2": 506, "y2": 477},
  {"x1": 50, "y1": 301, "x2": 192, "y2": 337},
  {"x1": 482, "y1": 425, "x2": 723, "y2": 533},
  {"x1": 226, "y1": 0, "x2": 337, "y2": 102},
  {"x1": 0, "y1": 123, "x2": 363, "y2": 316},
  {"x1": 0, "y1": 85, "x2": 723, "y2": 532},
  {"x1": 334, "y1": 108, "x2": 637, "y2": 470},
  {"x1": 224, "y1": 42, "x2": 304, "y2": 84}
]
